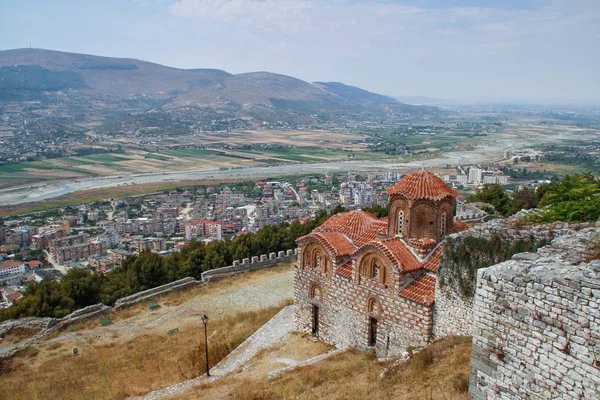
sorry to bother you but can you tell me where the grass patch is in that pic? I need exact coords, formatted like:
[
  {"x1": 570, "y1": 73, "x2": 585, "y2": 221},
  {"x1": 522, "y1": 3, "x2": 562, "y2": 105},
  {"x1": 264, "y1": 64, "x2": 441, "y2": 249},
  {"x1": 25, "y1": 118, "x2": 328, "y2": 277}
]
[
  {"x1": 75, "y1": 154, "x2": 131, "y2": 163},
  {"x1": 159, "y1": 149, "x2": 220, "y2": 158},
  {"x1": 0, "y1": 328, "x2": 39, "y2": 346}
]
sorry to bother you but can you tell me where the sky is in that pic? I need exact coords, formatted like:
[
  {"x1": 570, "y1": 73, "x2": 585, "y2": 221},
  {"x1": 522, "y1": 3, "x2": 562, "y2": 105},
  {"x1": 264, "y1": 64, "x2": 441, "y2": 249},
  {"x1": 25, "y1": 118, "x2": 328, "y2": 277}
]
[{"x1": 1, "y1": 0, "x2": 599, "y2": 102}]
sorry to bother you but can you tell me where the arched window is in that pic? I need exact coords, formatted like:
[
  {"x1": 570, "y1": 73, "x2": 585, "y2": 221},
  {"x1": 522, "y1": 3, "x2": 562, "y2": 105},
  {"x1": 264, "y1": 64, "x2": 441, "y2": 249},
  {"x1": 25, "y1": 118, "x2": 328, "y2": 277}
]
[
  {"x1": 372, "y1": 260, "x2": 380, "y2": 280},
  {"x1": 316, "y1": 255, "x2": 322, "y2": 269},
  {"x1": 397, "y1": 210, "x2": 404, "y2": 236},
  {"x1": 311, "y1": 285, "x2": 321, "y2": 299},
  {"x1": 368, "y1": 298, "x2": 379, "y2": 315},
  {"x1": 441, "y1": 212, "x2": 447, "y2": 237},
  {"x1": 303, "y1": 249, "x2": 312, "y2": 268}
]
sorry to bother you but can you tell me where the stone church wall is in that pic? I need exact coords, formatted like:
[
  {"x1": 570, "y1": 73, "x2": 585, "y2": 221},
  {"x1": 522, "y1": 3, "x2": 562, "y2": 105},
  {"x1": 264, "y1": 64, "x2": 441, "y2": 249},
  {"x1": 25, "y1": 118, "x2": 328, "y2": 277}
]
[
  {"x1": 294, "y1": 260, "x2": 432, "y2": 357},
  {"x1": 469, "y1": 229, "x2": 600, "y2": 399}
]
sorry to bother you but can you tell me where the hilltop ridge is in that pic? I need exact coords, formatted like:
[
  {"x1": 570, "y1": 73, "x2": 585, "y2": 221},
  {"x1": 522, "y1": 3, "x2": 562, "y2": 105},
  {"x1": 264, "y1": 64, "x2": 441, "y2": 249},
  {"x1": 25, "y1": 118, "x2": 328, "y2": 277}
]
[{"x1": 0, "y1": 48, "x2": 438, "y2": 119}]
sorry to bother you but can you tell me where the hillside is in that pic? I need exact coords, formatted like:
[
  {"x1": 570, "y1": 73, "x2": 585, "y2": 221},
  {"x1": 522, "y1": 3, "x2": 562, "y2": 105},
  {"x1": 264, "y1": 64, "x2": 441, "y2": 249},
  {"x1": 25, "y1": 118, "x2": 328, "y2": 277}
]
[
  {"x1": 0, "y1": 48, "x2": 440, "y2": 119},
  {"x1": 0, "y1": 264, "x2": 471, "y2": 400},
  {"x1": 314, "y1": 81, "x2": 396, "y2": 104}
]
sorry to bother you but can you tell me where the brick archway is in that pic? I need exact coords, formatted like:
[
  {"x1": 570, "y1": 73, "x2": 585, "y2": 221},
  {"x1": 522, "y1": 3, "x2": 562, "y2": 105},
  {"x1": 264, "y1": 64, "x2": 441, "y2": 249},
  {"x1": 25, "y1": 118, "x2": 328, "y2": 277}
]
[
  {"x1": 301, "y1": 240, "x2": 331, "y2": 276},
  {"x1": 355, "y1": 246, "x2": 395, "y2": 287},
  {"x1": 309, "y1": 282, "x2": 323, "y2": 303}
]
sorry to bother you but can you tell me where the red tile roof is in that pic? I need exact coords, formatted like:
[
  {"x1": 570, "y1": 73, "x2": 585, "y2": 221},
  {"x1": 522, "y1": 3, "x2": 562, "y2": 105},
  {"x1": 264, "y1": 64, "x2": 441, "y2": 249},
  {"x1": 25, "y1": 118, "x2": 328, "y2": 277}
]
[
  {"x1": 336, "y1": 260, "x2": 353, "y2": 277},
  {"x1": 316, "y1": 210, "x2": 382, "y2": 242},
  {"x1": 453, "y1": 220, "x2": 469, "y2": 233},
  {"x1": 399, "y1": 273, "x2": 437, "y2": 306},
  {"x1": 359, "y1": 238, "x2": 421, "y2": 272},
  {"x1": 309, "y1": 231, "x2": 357, "y2": 257},
  {"x1": 0, "y1": 260, "x2": 24, "y2": 270},
  {"x1": 387, "y1": 170, "x2": 458, "y2": 200},
  {"x1": 26, "y1": 260, "x2": 43, "y2": 268},
  {"x1": 6, "y1": 292, "x2": 22, "y2": 302},
  {"x1": 422, "y1": 245, "x2": 443, "y2": 272},
  {"x1": 354, "y1": 221, "x2": 388, "y2": 246}
]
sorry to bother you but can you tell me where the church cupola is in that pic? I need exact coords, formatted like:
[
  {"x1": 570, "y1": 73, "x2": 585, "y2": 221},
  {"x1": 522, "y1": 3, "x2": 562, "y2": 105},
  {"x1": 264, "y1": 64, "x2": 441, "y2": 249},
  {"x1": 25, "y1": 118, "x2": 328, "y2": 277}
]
[{"x1": 386, "y1": 170, "x2": 457, "y2": 245}]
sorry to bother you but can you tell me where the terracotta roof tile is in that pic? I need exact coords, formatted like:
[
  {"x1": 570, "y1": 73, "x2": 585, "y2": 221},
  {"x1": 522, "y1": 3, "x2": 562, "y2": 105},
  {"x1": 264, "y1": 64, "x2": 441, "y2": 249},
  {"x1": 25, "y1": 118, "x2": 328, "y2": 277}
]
[
  {"x1": 387, "y1": 170, "x2": 457, "y2": 200},
  {"x1": 0, "y1": 261, "x2": 24, "y2": 270},
  {"x1": 336, "y1": 260, "x2": 353, "y2": 277},
  {"x1": 316, "y1": 210, "x2": 383, "y2": 242},
  {"x1": 453, "y1": 220, "x2": 469, "y2": 233},
  {"x1": 399, "y1": 274, "x2": 436, "y2": 306},
  {"x1": 354, "y1": 220, "x2": 388, "y2": 246},
  {"x1": 359, "y1": 238, "x2": 421, "y2": 272},
  {"x1": 422, "y1": 244, "x2": 443, "y2": 272},
  {"x1": 6, "y1": 292, "x2": 22, "y2": 302},
  {"x1": 308, "y1": 231, "x2": 357, "y2": 257}
]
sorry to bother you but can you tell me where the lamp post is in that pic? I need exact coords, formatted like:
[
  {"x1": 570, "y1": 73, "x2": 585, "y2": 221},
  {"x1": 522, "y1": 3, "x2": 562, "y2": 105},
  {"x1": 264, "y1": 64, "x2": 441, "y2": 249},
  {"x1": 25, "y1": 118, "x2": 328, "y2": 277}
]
[{"x1": 201, "y1": 314, "x2": 210, "y2": 377}]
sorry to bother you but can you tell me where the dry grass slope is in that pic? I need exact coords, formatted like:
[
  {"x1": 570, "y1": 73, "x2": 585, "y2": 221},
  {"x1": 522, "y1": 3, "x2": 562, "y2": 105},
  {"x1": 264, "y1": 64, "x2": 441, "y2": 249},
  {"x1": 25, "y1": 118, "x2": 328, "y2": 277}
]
[
  {"x1": 0, "y1": 305, "x2": 287, "y2": 400},
  {"x1": 178, "y1": 336, "x2": 472, "y2": 400}
]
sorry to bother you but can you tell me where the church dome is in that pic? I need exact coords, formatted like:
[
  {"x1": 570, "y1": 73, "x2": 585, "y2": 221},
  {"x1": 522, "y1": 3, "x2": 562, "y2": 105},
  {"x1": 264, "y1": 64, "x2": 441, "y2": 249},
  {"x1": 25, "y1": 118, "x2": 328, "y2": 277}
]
[{"x1": 387, "y1": 170, "x2": 457, "y2": 200}]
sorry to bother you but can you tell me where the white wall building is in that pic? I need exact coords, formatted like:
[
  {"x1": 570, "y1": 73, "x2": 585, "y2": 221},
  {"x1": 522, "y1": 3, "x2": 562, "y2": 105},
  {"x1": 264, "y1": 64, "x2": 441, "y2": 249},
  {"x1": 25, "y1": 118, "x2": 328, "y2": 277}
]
[{"x1": 468, "y1": 168, "x2": 483, "y2": 185}]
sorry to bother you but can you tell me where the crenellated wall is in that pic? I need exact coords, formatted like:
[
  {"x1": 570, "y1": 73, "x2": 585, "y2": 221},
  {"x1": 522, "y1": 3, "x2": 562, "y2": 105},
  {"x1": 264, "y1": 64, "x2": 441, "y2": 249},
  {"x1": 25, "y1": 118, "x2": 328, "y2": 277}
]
[{"x1": 201, "y1": 249, "x2": 298, "y2": 282}]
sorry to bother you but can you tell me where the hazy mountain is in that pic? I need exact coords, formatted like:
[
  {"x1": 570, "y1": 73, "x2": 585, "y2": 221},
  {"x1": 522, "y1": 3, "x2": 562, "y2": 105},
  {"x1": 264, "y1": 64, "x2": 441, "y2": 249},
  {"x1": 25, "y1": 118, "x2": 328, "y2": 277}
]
[
  {"x1": 314, "y1": 82, "x2": 396, "y2": 104},
  {"x1": 395, "y1": 96, "x2": 458, "y2": 107},
  {"x1": 0, "y1": 48, "x2": 442, "y2": 121}
]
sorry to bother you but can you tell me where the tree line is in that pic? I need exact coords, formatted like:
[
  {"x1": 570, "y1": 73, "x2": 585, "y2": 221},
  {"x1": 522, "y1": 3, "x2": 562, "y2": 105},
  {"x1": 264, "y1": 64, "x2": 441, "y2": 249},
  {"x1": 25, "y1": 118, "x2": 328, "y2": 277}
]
[
  {"x1": 468, "y1": 173, "x2": 600, "y2": 223},
  {"x1": 0, "y1": 208, "x2": 341, "y2": 321}
]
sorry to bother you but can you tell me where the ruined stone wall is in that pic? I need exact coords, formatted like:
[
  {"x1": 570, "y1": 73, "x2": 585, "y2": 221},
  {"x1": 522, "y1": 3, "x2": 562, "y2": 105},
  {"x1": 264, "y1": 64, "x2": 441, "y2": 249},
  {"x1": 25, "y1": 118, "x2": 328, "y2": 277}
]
[
  {"x1": 433, "y1": 214, "x2": 599, "y2": 340},
  {"x1": 469, "y1": 229, "x2": 600, "y2": 399},
  {"x1": 294, "y1": 261, "x2": 432, "y2": 357}
]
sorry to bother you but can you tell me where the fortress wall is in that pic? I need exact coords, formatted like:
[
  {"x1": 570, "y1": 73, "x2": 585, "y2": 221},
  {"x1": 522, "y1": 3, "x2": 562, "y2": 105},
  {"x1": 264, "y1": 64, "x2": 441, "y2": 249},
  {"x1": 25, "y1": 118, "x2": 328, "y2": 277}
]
[
  {"x1": 468, "y1": 230, "x2": 600, "y2": 399},
  {"x1": 433, "y1": 214, "x2": 599, "y2": 340},
  {"x1": 201, "y1": 249, "x2": 298, "y2": 282}
]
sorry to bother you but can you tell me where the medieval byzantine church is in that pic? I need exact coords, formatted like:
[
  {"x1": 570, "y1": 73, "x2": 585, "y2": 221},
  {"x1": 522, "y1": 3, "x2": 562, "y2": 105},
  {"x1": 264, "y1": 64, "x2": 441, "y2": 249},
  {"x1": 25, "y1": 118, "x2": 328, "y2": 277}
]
[{"x1": 294, "y1": 169, "x2": 468, "y2": 356}]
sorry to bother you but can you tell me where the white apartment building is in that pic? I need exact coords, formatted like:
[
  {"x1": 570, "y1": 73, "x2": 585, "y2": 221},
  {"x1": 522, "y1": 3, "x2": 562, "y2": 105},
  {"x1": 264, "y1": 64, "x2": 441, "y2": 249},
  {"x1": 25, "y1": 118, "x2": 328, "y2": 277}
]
[{"x1": 468, "y1": 168, "x2": 483, "y2": 185}]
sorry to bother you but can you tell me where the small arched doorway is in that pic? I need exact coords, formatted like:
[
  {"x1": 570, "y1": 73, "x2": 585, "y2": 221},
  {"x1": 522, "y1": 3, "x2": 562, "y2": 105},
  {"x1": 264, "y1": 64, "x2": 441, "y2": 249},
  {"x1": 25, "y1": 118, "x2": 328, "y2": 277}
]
[
  {"x1": 310, "y1": 285, "x2": 321, "y2": 337},
  {"x1": 367, "y1": 298, "x2": 379, "y2": 347}
]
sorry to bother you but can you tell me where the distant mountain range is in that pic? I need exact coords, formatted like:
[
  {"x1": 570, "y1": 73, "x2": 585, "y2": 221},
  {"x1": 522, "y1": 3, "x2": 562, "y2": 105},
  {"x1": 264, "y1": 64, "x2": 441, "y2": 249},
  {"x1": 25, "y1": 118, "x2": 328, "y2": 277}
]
[{"x1": 0, "y1": 48, "x2": 441, "y2": 122}]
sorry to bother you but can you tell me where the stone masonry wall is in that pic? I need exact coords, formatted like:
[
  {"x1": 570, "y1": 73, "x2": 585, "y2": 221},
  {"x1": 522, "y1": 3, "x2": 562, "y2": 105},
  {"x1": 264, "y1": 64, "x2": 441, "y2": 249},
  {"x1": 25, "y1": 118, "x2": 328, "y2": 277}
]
[
  {"x1": 433, "y1": 213, "x2": 600, "y2": 340},
  {"x1": 469, "y1": 228, "x2": 600, "y2": 399},
  {"x1": 201, "y1": 249, "x2": 298, "y2": 282},
  {"x1": 294, "y1": 261, "x2": 432, "y2": 357}
]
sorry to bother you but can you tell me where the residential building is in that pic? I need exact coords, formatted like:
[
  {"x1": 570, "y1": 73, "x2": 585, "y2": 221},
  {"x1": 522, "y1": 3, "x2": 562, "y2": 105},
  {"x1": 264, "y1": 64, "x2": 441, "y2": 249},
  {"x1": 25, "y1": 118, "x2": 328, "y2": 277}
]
[{"x1": 184, "y1": 220, "x2": 222, "y2": 241}]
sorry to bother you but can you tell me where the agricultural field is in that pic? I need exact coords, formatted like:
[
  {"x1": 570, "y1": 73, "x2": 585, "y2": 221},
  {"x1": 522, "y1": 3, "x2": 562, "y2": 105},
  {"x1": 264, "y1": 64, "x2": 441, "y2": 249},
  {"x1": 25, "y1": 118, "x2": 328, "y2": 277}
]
[
  {"x1": 1, "y1": 119, "x2": 598, "y2": 194},
  {"x1": 0, "y1": 129, "x2": 372, "y2": 190}
]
